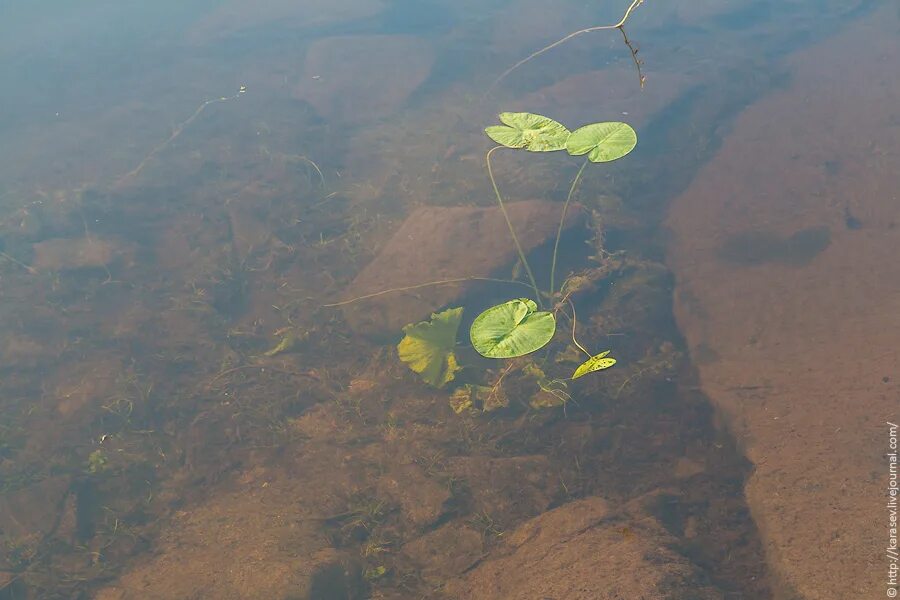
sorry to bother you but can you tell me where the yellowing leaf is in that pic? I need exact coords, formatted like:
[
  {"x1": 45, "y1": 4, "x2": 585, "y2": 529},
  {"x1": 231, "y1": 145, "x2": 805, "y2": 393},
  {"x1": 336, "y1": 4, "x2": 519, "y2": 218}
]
[
  {"x1": 572, "y1": 351, "x2": 617, "y2": 379},
  {"x1": 263, "y1": 330, "x2": 299, "y2": 356},
  {"x1": 397, "y1": 307, "x2": 464, "y2": 388}
]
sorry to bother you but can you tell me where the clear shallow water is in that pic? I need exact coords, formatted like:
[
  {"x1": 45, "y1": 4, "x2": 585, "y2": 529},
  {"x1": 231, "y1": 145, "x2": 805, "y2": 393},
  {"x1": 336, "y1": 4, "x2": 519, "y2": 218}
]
[{"x1": 0, "y1": 0, "x2": 892, "y2": 598}]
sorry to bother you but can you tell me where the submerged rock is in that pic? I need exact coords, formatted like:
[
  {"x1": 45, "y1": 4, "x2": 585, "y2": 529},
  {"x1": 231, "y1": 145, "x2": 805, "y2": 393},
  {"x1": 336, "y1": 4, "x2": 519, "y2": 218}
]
[
  {"x1": 446, "y1": 455, "x2": 560, "y2": 527},
  {"x1": 31, "y1": 236, "x2": 130, "y2": 271},
  {"x1": 341, "y1": 200, "x2": 583, "y2": 337},
  {"x1": 376, "y1": 463, "x2": 451, "y2": 529},
  {"x1": 518, "y1": 68, "x2": 687, "y2": 132},
  {"x1": 187, "y1": 0, "x2": 385, "y2": 44},
  {"x1": 0, "y1": 477, "x2": 71, "y2": 546},
  {"x1": 445, "y1": 496, "x2": 724, "y2": 600},
  {"x1": 401, "y1": 522, "x2": 484, "y2": 582},
  {"x1": 293, "y1": 35, "x2": 433, "y2": 126}
]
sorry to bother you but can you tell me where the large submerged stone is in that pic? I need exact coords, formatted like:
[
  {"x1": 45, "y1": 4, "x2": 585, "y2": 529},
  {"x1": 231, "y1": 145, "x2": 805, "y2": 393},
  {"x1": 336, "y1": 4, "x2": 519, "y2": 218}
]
[
  {"x1": 293, "y1": 35, "x2": 433, "y2": 126},
  {"x1": 445, "y1": 496, "x2": 723, "y2": 599},
  {"x1": 665, "y1": 9, "x2": 899, "y2": 598},
  {"x1": 340, "y1": 200, "x2": 583, "y2": 337},
  {"x1": 187, "y1": 0, "x2": 385, "y2": 44}
]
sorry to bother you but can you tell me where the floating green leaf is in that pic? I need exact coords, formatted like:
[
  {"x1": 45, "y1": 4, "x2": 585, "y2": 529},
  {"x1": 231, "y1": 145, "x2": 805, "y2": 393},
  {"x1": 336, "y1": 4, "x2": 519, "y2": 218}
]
[
  {"x1": 397, "y1": 307, "x2": 464, "y2": 388},
  {"x1": 485, "y1": 112, "x2": 570, "y2": 152},
  {"x1": 565, "y1": 122, "x2": 637, "y2": 163},
  {"x1": 470, "y1": 299, "x2": 556, "y2": 359},
  {"x1": 572, "y1": 350, "x2": 617, "y2": 379}
]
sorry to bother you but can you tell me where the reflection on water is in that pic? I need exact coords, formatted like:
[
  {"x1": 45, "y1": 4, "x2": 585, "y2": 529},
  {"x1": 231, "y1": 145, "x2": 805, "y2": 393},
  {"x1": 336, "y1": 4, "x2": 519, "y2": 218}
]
[{"x1": 0, "y1": 0, "x2": 888, "y2": 598}]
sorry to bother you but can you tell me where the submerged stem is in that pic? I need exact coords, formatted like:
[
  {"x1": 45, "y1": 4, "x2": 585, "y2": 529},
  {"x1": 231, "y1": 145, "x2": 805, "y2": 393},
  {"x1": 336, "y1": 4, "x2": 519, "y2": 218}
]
[
  {"x1": 323, "y1": 276, "x2": 533, "y2": 308},
  {"x1": 0, "y1": 251, "x2": 37, "y2": 274},
  {"x1": 115, "y1": 87, "x2": 246, "y2": 188},
  {"x1": 485, "y1": 146, "x2": 543, "y2": 307},
  {"x1": 550, "y1": 158, "x2": 589, "y2": 294},
  {"x1": 567, "y1": 298, "x2": 593, "y2": 357}
]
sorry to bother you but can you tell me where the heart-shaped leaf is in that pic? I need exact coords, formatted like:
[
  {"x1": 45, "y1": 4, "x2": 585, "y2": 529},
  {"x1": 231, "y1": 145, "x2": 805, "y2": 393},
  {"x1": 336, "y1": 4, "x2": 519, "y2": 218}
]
[
  {"x1": 566, "y1": 122, "x2": 637, "y2": 162},
  {"x1": 470, "y1": 298, "x2": 556, "y2": 358},
  {"x1": 485, "y1": 112, "x2": 570, "y2": 152},
  {"x1": 398, "y1": 307, "x2": 463, "y2": 387},
  {"x1": 572, "y1": 350, "x2": 617, "y2": 379}
]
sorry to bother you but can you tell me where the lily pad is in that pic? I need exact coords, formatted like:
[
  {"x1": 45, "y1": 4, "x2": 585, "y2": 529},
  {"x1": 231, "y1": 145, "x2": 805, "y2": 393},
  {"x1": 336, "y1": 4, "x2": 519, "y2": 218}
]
[
  {"x1": 397, "y1": 307, "x2": 464, "y2": 387},
  {"x1": 470, "y1": 299, "x2": 556, "y2": 359},
  {"x1": 485, "y1": 112, "x2": 570, "y2": 152},
  {"x1": 572, "y1": 350, "x2": 617, "y2": 379},
  {"x1": 565, "y1": 122, "x2": 637, "y2": 163}
]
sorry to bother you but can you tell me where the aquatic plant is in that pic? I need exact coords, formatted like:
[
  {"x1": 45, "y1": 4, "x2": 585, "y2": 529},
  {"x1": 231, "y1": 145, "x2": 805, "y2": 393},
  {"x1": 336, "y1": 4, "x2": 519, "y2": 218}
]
[
  {"x1": 330, "y1": 108, "x2": 636, "y2": 404},
  {"x1": 87, "y1": 449, "x2": 109, "y2": 474},
  {"x1": 566, "y1": 122, "x2": 638, "y2": 163},
  {"x1": 484, "y1": 112, "x2": 570, "y2": 152},
  {"x1": 572, "y1": 350, "x2": 617, "y2": 379},
  {"x1": 469, "y1": 298, "x2": 556, "y2": 359},
  {"x1": 483, "y1": 111, "x2": 637, "y2": 297},
  {"x1": 392, "y1": 111, "x2": 636, "y2": 402}
]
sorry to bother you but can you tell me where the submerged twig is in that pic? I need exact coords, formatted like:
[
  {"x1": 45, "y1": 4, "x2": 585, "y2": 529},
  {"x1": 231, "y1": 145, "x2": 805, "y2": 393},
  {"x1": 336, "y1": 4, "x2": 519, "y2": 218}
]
[
  {"x1": 0, "y1": 251, "x2": 37, "y2": 274},
  {"x1": 323, "y1": 276, "x2": 533, "y2": 308},
  {"x1": 285, "y1": 154, "x2": 326, "y2": 190},
  {"x1": 489, "y1": 0, "x2": 645, "y2": 93},
  {"x1": 204, "y1": 364, "x2": 315, "y2": 390},
  {"x1": 619, "y1": 25, "x2": 646, "y2": 88},
  {"x1": 115, "y1": 86, "x2": 247, "y2": 187}
]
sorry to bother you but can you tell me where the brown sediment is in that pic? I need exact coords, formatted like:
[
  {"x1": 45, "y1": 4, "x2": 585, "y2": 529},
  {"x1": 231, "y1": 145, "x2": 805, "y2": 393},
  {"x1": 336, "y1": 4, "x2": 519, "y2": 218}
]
[{"x1": 665, "y1": 7, "x2": 900, "y2": 598}]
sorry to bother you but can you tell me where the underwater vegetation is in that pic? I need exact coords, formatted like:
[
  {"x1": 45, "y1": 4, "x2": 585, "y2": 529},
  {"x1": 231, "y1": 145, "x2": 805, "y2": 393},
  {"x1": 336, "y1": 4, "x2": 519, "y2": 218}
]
[{"x1": 394, "y1": 112, "x2": 637, "y2": 413}]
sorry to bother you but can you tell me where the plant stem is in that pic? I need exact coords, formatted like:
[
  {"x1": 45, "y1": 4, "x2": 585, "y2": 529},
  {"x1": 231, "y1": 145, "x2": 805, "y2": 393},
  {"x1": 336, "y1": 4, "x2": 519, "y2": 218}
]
[
  {"x1": 489, "y1": 0, "x2": 645, "y2": 93},
  {"x1": 323, "y1": 276, "x2": 534, "y2": 308},
  {"x1": 486, "y1": 146, "x2": 543, "y2": 307},
  {"x1": 567, "y1": 298, "x2": 593, "y2": 357},
  {"x1": 0, "y1": 251, "x2": 37, "y2": 274},
  {"x1": 115, "y1": 87, "x2": 246, "y2": 188},
  {"x1": 550, "y1": 158, "x2": 589, "y2": 294}
]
